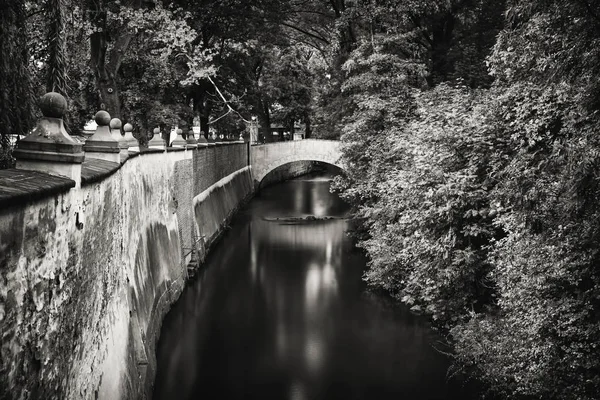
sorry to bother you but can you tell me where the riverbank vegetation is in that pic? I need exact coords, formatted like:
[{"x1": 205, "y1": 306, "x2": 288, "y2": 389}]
[
  {"x1": 1, "y1": 0, "x2": 599, "y2": 398},
  {"x1": 332, "y1": 1, "x2": 600, "y2": 399}
]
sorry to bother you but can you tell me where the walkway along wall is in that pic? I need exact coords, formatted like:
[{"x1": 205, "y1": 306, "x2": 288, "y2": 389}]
[{"x1": 0, "y1": 141, "x2": 253, "y2": 399}]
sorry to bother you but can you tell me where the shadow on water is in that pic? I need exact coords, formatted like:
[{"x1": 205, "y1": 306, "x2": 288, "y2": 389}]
[{"x1": 153, "y1": 167, "x2": 479, "y2": 400}]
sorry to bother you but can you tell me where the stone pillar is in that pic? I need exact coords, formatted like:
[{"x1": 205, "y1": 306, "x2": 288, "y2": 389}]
[
  {"x1": 13, "y1": 92, "x2": 84, "y2": 186},
  {"x1": 207, "y1": 130, "x2": 216, "y2": 144},
  {"x1": 186, "y1": 129, "x2": 198, "y2": 146},
  {"x1": 198, "y1": 130, "x2": 208, "y2": 146},
  {"x1": 171, "y1": 128, "x2": 187, "y2": 147},
  {"x1": 123, "y1": 123, "x2": 140, "y2": 152},
  {"x1": 110, "y1": 118, "x2": 129, "y2": 163},
  {"x1": 148, "y1": 127, "x2": 166, "y2": 150},
  {"x1": 83, "y1": 111, "x2": 121, "y2": 163}
]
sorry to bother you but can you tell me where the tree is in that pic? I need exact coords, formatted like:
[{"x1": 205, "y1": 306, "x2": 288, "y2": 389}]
[
  {"x1": 449, "y1": 1, "x2": 600, "y2": 398},
  {"x1": 332, "y1": 0, "x2": 600, "y2": 398},
  {"x1": 0, "y1": 0, "x2": 34, "y2": 169},
  {"x1": 45, "y1": 0, "x2": 68, "y2": 95}
]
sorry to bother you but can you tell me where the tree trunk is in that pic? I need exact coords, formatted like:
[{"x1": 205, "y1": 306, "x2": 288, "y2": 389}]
[
  {"x1": 190, "y1": 81, "x2": 215, "y2": 140},
  {"x1": 88, "y1": 0, "x2": 139, "y2": 118},
  {"x1": 257, "y1": 99, "x2": 272, "y2": 143},
  {"x1": 97, "y1": 75, "x2": 122, "y2": 118},
  {"x1": 428, "y1": 12, "x2": 455, "y2": 86},
  {"x1": 287, "y1": 118, "x2": 294, "y2": 142},
  {"x1": 46, "y1": 0, "x2": 67, "y2": 96}
]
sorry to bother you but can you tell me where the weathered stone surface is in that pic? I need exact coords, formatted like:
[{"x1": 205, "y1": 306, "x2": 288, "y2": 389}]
[
  {"x1": 0, "y1": 139, "x2": 344, "y2": 400},
  {"x1": 0, "y1": 143, "x2": 255, "y2": 400},
  {"x1": 81, "y1": 159, "x2": 121, "y2": 185},
  {"x1": 38, "y1": 91, "x2": 68, "y2": 118},
  {"x1": 94, "y1": 110, "x2": 111, "y2": 126},
  {"x1": 13, "y1": 93, "x2": 84, "y2": 165},
  {"x1": 13, "y1": 93, "x2": 84, "y2": 186}
]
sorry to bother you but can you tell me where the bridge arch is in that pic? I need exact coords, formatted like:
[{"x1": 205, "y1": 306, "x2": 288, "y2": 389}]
[{"x1": 250, "y1": 139, "x2": 343, "y2": 185}]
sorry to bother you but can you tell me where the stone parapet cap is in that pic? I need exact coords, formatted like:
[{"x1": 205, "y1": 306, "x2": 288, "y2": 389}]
[
  {"x1": 139, "y1": 147, "x2": 165, "y2": 154},
  {"x1": 81, "y1": 159, "x2": 121, "y2": 185},
  {"x1": 166, "y1": 147, "x2": 187, "y2": 152},
  {"x1": 0, "y1": 169, "x2": 75, "y2": 209}
]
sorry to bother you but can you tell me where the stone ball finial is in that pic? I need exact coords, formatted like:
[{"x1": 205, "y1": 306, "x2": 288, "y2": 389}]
[
  {"x1": 95, "y1": 110, "x2": 111, "y2": 126},
  {"x1": 188, "y1": 129, "x2": 194, "y2": 135},
  {"x1": 109, "y1": 118, "x2": 122, "y2": 129},
  {"x1": 123, "y1": 123, "x2": 133, "y2": 132},
  {"x1": 153, "y1": 127, "x2": 160, "y2": 134},
  {"x1": 39, "y1": 92, "x2": 68, "y2": 118},
  {"x1": 177, "y1": 128, "x2": 182, "y2": 135}
]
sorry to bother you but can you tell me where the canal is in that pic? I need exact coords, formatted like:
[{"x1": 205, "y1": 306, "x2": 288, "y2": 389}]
[{"x1": 153, "y1": 167, "x2": 476, "y2": 400}]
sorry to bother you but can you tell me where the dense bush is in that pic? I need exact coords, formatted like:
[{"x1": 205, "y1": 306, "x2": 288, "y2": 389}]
[{"x1": 334, "y1": 0, "x2": 600, "y2": 398}]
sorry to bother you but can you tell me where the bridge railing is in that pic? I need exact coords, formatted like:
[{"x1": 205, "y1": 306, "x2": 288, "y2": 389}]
[{"x1": 251, "y1": 138, "x2": 340, "y2": 147}]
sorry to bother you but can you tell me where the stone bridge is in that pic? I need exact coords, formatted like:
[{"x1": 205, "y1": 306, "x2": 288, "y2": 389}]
[{"x1": 250, "y1": 139, "x2": 343, "y2": 184}]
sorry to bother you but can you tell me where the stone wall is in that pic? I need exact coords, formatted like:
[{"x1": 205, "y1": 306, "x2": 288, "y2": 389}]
[
  {"x1": 193, "y1": 143, "x2": 249, "y2": 194},
  {"x1": 0, "y1": 143, "x2": 253, "y2": 400}
]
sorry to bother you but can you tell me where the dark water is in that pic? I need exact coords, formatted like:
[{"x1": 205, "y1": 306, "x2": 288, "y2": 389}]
[{"x1": 153, "y1": 170, "x2": 476, "y2": 400}]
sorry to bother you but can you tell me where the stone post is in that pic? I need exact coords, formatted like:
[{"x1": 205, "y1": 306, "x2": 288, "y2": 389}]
[
  {"x1": 186, "y1": 129, "x2": 198, "y2": 147},
  {"x1": 83, "y1": 111, "x2": 121, "y2": 163},
  {"x1": 207, "y1": 130, "x2": 216, "y2": 144},
  {"x1": 171, "y1": 128, "x2": 187, "y2": 147},
  {"x1": 123, "y1": 123, "x2": 139, "y2": 152},
  {"x1": 197, "y1": 130, "x2": 208, "y2": 145},
  {"x1": 13, "y1": 92, "x2": 84, "y2": 186},
  {"x1": 148, "y1": 127, "x2": 166, "y2": 150},
  {"x1": 110, "y1": 118, "x2": 129, "y2": 163}
]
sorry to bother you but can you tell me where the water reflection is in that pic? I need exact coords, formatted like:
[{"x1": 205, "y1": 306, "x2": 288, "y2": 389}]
[{"x1": 153, "y1": 171, "x2": 475, "y2": 400}]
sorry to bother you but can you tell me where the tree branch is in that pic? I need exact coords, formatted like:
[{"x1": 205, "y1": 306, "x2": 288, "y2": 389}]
[
  {"x1": 280, "y1": 22, "x2": 330, "y2": 44},
  {"x1": 207, "y1": 76, "x2": 251, "y2": 124}
]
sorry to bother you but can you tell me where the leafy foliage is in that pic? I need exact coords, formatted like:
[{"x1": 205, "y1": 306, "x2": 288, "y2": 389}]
[{"x1": 333, "y1": 0, "x2": 600, "y2": 399}]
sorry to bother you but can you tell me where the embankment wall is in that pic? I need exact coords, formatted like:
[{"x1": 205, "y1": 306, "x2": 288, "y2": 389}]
[{"x1": 0, "y1": 142, "x2": 252, "y2": 399}]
